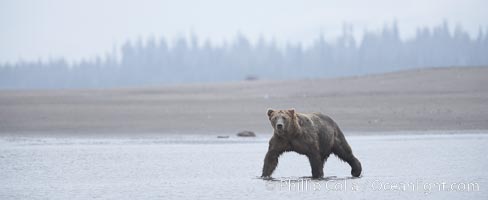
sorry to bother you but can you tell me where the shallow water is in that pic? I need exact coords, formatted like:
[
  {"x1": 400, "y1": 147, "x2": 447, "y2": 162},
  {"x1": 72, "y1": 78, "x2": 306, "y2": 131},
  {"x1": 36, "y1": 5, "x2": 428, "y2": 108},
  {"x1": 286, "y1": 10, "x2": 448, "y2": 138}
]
[{"x1": 1, "y1": 132, "x2": 487, "y2": 199}]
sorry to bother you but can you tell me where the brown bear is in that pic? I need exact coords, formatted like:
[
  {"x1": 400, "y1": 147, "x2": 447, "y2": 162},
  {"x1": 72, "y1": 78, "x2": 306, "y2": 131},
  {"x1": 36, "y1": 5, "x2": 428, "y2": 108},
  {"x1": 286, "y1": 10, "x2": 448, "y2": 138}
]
[{"x1": 261, "y1": 108, "x2": 362, "y2": 179}]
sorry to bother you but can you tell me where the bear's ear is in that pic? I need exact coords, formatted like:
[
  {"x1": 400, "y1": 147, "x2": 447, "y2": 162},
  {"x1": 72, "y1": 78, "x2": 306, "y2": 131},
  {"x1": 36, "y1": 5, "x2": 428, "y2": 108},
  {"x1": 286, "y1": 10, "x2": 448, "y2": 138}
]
[
  {"x1": 267, "y1": 108, "x2": 275, "y2": 117},
  {"x1": 288, "y1": 108, "x2": 295, "y2": 116}
]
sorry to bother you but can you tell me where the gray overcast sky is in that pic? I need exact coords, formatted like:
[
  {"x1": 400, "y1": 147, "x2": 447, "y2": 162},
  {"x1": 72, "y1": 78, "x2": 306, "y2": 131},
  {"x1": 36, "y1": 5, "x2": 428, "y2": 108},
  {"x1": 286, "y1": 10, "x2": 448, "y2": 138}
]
[{"x1": 1, "y1": 0, "x2": 487, "y2": 63}]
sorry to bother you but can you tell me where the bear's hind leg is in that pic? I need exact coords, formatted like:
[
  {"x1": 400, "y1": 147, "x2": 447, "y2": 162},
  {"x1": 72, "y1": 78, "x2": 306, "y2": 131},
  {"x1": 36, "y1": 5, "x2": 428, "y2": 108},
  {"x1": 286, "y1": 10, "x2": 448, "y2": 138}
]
[
  {"x1": 307, "y1": 153, "x2": 324, "y2": 179},
  {"x1": 321, "y1": 154, "x2": 330, "y2": 170},
  {"x1": 332, "y1": 143, "x2": 362, "y2": 177}
]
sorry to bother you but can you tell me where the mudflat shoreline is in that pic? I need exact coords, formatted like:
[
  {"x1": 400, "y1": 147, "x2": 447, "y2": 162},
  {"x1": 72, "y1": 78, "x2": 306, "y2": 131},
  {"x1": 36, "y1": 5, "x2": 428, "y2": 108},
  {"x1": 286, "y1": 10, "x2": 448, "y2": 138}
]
[{"x1": 1, "y1": 66, "x2": 487, "y2": 136}]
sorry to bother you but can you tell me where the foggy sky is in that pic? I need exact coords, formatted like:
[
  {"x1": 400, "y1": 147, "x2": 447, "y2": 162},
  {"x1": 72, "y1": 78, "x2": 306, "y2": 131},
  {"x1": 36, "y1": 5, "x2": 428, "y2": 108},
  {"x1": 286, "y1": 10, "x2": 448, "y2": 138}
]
[{"x1": 1, "y1": 0, "x2": 487, "y2": 63}]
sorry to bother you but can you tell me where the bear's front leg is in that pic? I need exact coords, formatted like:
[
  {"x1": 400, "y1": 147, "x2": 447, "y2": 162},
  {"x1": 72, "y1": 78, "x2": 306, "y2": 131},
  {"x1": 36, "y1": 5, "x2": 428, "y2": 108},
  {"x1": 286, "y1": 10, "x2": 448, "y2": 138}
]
[
  {"x1": 307, "y1": 153, "x2": 324, "y2": 179},
  {"x1": 261, "y1": 149, "x2": 281, "y2": 178},
  {"x1": 261, "y1": 136, "x2": 289, "y2": 178}
]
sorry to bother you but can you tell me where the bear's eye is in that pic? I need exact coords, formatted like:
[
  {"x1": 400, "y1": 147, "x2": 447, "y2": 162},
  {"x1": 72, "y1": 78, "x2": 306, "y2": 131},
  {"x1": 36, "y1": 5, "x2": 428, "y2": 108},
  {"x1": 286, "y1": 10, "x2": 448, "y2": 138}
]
[{"x1": 271, "y1": 116, "x2": 278, "y2": 122}]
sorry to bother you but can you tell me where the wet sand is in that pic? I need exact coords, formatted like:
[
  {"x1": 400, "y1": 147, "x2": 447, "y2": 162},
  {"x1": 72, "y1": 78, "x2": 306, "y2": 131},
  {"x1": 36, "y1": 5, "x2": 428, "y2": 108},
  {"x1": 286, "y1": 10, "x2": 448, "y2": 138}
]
[
  {"x1": 1, "y1": 66, "x2": 487, "y2": 136},
  {"x1": 1, "y1": 133, "x2": 486, "y2": 199},
  {"x1": 1, "y1": 67, "x2": 487, "y2": 199}
]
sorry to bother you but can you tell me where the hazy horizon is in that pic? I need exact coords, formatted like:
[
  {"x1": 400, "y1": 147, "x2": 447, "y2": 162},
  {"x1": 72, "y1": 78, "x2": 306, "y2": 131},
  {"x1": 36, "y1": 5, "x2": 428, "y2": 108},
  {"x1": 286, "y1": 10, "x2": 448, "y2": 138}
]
[{"x1": 1, "y1": 0, "x2": 487, "y2": 64}]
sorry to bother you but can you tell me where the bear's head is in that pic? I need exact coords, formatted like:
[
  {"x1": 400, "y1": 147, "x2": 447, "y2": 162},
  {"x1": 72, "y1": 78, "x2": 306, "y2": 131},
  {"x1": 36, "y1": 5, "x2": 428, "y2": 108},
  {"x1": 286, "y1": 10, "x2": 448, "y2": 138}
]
[{"x1": 267, "y1": 108, "x2": 297, "y2": 136}]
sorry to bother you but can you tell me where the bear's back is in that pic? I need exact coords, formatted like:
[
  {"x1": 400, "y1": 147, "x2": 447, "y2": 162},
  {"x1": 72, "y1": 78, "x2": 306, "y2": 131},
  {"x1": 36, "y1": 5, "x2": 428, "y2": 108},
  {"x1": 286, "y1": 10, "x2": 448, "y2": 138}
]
[{"x1": 296, "y1": 112, "x2": 338, "y2": 135}]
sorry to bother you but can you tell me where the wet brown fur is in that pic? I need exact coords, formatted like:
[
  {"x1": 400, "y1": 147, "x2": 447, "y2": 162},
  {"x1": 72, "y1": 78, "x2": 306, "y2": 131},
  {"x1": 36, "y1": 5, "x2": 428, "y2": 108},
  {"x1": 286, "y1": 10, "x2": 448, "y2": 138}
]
[{"x1": 261, "y1": 108, "x2": 362, "y2": 179}]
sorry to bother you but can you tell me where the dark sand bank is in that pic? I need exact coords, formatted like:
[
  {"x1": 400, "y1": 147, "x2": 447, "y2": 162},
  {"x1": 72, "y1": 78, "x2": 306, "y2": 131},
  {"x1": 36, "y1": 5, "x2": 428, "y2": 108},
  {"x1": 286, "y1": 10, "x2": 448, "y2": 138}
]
[{"x1": 1, "y1": 67, "x2": 487, "y2": 136}]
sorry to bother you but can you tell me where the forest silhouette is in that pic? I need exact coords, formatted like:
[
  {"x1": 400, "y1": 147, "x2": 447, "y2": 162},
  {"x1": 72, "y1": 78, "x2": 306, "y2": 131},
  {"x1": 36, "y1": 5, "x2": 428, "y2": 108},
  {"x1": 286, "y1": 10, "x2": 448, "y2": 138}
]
[{"x1": 1, "y1": 22, "x2": 487, "y2": 89}]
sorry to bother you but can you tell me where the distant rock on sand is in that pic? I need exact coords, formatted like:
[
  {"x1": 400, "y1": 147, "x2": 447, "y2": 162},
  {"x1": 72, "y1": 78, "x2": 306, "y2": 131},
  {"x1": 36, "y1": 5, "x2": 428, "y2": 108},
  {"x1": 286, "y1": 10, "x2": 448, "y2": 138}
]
[{"x1": 237, "y1": 131, "x2": 256, "y2": 137}]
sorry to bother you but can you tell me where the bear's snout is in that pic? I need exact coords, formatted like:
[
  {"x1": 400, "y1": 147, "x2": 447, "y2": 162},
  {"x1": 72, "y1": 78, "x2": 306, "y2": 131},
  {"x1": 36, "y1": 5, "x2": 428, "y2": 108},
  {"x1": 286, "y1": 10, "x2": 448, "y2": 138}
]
[
  {"x1": 275, "y1": 117, "x2": 285, "y2": 130},
  {"x1": 276, "y1": 124, "x2": 283, "y2": 129}
]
